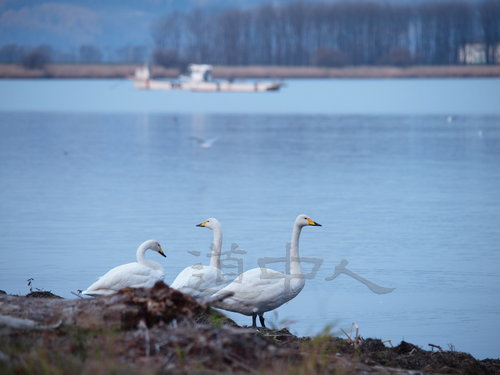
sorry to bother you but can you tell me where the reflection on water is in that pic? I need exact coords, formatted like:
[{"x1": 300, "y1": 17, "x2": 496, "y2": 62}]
[{"x1": 1, "y1": 112, "x2": 500, "y2": 359}]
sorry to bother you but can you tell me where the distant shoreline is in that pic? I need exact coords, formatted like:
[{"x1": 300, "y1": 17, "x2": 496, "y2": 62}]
[{"x1": 1, "y1": 63, "x2": 500, "y2": 79}]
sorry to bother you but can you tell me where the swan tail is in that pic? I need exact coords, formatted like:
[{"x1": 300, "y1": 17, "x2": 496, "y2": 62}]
[{"x1": 203, "y1": 291, "x2": 234, "y2": 305}]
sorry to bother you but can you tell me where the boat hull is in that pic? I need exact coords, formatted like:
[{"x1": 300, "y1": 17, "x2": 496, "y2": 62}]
[{"x1": 133, "y1": 79, "x2": 282, "y2": 92}]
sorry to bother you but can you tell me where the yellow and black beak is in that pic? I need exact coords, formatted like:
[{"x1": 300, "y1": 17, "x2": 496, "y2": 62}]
[
  {"x1": 158, "y1": 247, "x2": 167, "y2": 258},
  {"x1": 196, "y1": 221, "x2": 207, "y2": 227},
  {"x1": 307, "y1": 217, "x2": 322, "y2": 226}
]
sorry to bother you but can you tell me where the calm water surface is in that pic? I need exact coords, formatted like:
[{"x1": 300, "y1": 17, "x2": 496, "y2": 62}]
[{"x1": 0, "y1": 79, "x2": 499, "y2": 359}]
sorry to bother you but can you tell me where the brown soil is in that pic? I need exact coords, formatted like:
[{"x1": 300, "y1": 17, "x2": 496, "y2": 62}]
[
  {"x1": 25, "y1": 291, "x2": 63, "y2": 298},
  {"x1": 0, "y1": 282, "x2": 498, "y2": 375}
]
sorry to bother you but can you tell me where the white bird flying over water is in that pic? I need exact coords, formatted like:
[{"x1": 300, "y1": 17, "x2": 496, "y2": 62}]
[
  {"x1": 82, "y1": 240, "x2": 166, "y2": 296},
  {"x1": 171, "y1": 218, "x2": 224, "y2": 299},
  {"x1": 190, "y1": 136, "x2": 218, "y2": 148},
  {"x1": 210, "y1": 214, "x2": 321, "y2": 328}
]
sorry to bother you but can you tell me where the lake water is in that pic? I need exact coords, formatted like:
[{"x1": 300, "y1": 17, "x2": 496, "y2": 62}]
[{"x1": 1, "y1": 78, "x2": 500, "y2": 359}]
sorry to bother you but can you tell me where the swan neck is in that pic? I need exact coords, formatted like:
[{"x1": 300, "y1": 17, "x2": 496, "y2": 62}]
[
  {"x1": 289, "y1": 223, "x2": 302, "y2": 275},
  {"x1": 136, "y1": 242, "x2": 162, "y2": 271},
  {"x1": 209, "y1": 226, "x2": 222, "y2": 269}
]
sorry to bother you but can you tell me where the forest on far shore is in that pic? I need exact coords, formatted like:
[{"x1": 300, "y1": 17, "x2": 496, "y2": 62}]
[{"x1": 1, "y1": 1, "x2": 500, "y2": 70}]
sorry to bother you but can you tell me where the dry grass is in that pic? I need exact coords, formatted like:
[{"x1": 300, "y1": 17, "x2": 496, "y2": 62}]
[
  {"x1": 1, "y1": 63, "x2": 500, "y2": 79},
  {"x1": 0, "y1": 64, "x2": 178, "y2": 79},
  {"x1": 1, "y1": 284, "x2": 499, "y2": 375},
  {"x1": 213, "y1": 64, "x2": 500, "y2": 78}
]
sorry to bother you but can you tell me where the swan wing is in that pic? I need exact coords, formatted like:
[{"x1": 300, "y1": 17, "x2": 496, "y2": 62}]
[
  {"x1": 171, "y1": 265, "x2": 224, "y2": 298},
  {"x1": 206, "y1": 137, "x2": 218, "y2": 145},
  {"x1": 190, "y1": 136, "x2": 204, "y2": 144},
  {"x1": 83, "y1": 262, "x2": 164, "y2": 296},
  {"x1": 213, "y1": 268, "x2": 297, "y2": 314}
]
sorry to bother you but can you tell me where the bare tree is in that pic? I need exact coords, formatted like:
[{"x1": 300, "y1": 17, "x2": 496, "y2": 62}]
[
  {"x1": 152, "y1": 48, "x2": 187, "y2": 71},
  {"x1": 115, "y1": 45, "x2": 147, "y2": 63},
  {"x1": 151, "y1": 12, "x2": 184, "y2": 52},
  {"x1": 480, "y1": 0, "x2": 500, "y2": 64},
  {"x1": 79, "y1": 44, "x2": 102, "y2": 63},
  {"x1": 21, "y1": 45, "x2": 52, "y2": 69},
  {"x1": 311, "y1": 48, "x2": 349, "y2": 67},
  {"x1": 253, "y1": 5, "x2": 278, "y2": 65},
  {"x1": 378, "y1": 48, "x2": 413, "y2": 66},
  {"x1": 149, "y1": 1, "x2": 498, "y2": 67},
  {"x1": 0, "y1": 44, "x2": 27, "y2": 63}
]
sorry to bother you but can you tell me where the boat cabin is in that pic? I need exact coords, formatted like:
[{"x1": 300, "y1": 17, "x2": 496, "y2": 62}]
[{"x1": 188, "y1": 64, "x2": 213, "y2": 82}]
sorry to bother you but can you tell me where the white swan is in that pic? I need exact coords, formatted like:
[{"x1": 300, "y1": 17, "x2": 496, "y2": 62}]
[
  {"x1": 211, "y1": 214, "x2": 321, "y2": 327},
  {"x1": 171, "y1": 218, "x2": 224, "y2": 299},
  {"x1": 82, "y1": 239, "x2": 166, "y2": 296}
]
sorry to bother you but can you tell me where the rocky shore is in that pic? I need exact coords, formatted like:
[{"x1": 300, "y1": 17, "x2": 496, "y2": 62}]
[
  {"x1": 0, "y1": 283, "x2": 498, "y2": 375},
  {"x1": 1, "y1": 63, "x2": 500, "y2": 79}
]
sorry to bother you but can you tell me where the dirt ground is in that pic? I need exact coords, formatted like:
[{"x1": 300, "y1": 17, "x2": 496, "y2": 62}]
[{"x1": 0, "y1": 283, "x2": 499, "y2": 375}]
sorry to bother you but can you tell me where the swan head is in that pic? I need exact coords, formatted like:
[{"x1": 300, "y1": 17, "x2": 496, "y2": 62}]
[
  {"x1": 296, "y1": 214, "x2": 322, "y2": 227},
  {"x1": 146, "y1": 240, "x2": 166, "y2": 257},
  {"x1": 196, "y1": 217, "x2": 220, "y2": 230}
]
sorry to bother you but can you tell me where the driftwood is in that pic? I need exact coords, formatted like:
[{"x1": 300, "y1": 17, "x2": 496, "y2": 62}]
[{"x1": 0, "y1": 315, "x2": 61, "y2": 330}]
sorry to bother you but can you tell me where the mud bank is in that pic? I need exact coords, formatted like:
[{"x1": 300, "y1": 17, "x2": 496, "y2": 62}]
[
  {"x1": 0, "y1": 283, "x2": 498, "y2": 374},
  {"x1": 1, "y1": 64, "x2": 500, "y2": 79}
]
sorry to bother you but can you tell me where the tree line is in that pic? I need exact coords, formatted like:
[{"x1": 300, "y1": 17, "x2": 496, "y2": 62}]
[
  {"x1": 0, "y1": 43, "x2": 148, "y2": 68},
  {"x1": 152, "y1": 0, "x2": 500, "y2": 67},
  {"x1": 1, "y1": 1, "x2": 499, "y2": 68}
]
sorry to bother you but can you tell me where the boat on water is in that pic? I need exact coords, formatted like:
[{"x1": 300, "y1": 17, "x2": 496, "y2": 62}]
[{"x1": 132, "y1": 64, "x2": 283, "y2": 92}]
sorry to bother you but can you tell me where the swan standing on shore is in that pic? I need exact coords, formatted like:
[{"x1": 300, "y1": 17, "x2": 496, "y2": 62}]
[
  {"x1": 171, "y1": 218, "x2": 224, "y2": 299},
  {"x1": 211, "y1": 214, "x2": 321, "y2": 328},
  {"x1": 82, "y1": 240, "x2": 166, "y2": 296}
]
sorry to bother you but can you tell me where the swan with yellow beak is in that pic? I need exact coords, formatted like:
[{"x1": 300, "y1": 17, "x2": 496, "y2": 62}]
[
  {"x1": 171, "y1": 217, "x2": 225, "y2": 299},
  {"x1": 211, "y1": 214, "x2": 321, "y2": 328}
]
